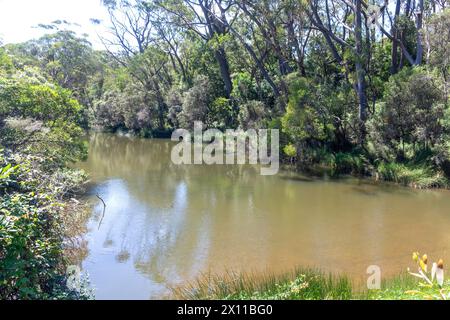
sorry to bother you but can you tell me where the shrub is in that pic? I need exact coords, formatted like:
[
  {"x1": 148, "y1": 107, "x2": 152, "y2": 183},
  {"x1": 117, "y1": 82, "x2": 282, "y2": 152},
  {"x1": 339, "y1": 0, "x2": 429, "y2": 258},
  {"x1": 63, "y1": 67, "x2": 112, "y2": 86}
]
[
  {"x1": 179, "y1": 75, "x2": 214, "y2": 128},
  {"x1": 207, "y1": 97, "x2": 236, "y2": 129},
  {"x1": 333, "y1": 152, "x2": 366, "y2": 175},
  {"x1": 376, "y1": 162, "x2": 448, "y2": 189},
  {"x1": 372, "y1": 68, "x2": 446, "y2": 160},
  {"x1": 0, "y1": 156, "x2": 90, "y2": 299},
  {"x1": 238, "y1": 100, "x2": 266, "y2": 130},
  {"x1": 283, "y1": 144, "x2": 297, "y2": 158}
]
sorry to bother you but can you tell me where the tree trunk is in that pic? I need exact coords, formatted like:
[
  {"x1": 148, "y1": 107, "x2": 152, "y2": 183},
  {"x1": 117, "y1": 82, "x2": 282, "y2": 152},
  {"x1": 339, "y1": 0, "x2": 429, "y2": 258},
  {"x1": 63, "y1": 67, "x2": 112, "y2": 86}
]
[
  {"x1": 214, "y1": 47, "x2": 233, "y2": 98},
  {"x1": 415, "y1": 0, "x2": 425, "y2": 65},
  {"x1": 355, "y1": 0, "x2": 368, "y2": 131},
  {"x1": 391, "y1": 0, "x2": 401, "y2": 74},
  {"x1": 147, "y1": 80, "x2": 166, "y2": 131}
]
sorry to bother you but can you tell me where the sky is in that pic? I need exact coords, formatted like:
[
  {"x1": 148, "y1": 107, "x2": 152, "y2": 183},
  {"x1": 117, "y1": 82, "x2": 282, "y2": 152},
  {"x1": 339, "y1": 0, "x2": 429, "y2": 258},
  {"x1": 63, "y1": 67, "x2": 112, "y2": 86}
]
[{"x1": 0, "y1": 0, "x2": 111, "y2": 49}]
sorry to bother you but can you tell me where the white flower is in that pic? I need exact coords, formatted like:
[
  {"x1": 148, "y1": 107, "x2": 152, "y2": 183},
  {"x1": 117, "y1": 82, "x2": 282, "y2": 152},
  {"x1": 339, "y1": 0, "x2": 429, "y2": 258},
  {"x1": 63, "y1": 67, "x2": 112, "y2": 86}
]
[
  {"x1": 432, "y1": 262, "x2": 438, "y2": 282},
  {"x1": 436, "y1": 259, "x2": 445, "y2": 287}
]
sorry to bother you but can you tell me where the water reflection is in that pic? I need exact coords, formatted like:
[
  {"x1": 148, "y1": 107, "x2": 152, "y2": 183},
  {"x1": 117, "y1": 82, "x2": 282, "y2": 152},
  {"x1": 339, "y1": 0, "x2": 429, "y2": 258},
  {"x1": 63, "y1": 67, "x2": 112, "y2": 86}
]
[{"x1": 78, "y1": 133, "x2": 450, "y2": 299}]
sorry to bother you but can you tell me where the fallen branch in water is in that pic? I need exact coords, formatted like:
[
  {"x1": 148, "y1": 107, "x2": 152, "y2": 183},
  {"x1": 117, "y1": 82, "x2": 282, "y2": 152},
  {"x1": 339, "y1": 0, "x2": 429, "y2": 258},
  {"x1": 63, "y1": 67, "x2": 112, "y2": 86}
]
[{"x1": 96, "y1": 194, "x2": 107, "y2": 230}]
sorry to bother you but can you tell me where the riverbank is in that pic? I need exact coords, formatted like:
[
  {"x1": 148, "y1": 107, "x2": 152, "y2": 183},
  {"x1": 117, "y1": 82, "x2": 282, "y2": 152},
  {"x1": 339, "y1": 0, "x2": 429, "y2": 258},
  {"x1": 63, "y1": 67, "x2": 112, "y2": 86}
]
[
  {"x1": 93, "y1": 128, "x2": 450, "y2": 190},
  {"x1": 286, "y1": 151, "x2": 450, "y2": 190},
  {"x1": 172, "y1": 268, "x2": 352, "y2": 300},
  {"x1": 0, "y1": 50, "x2": 94, "y2": 299}
]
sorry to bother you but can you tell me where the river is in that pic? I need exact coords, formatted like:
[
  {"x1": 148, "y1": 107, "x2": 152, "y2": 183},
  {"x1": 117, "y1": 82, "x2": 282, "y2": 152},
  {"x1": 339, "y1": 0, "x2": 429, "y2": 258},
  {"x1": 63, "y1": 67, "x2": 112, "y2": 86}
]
[{"x1": 76, "y1": 133, "x2": 450, "y2": 299}]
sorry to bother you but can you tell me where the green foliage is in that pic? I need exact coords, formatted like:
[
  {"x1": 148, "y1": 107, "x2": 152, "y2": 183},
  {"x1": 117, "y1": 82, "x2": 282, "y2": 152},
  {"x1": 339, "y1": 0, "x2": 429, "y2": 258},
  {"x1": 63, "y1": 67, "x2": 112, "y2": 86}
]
[
  {"x1": 1, "y1": 190, "x2": 62, "y2": 299},
  {"x1": 8, "y1": 31, "x2": 98, "y2": 104},
  {"x1": 0, "y1": 45, "x2": 91, "y2": 299},
  {"x1": 427, "y1": 9, "x2": 450, "y2": 70},
  {"x1": 177, "y1": 75, "x2": 214, "y2": 128},
  {"x1": 368, "y1": 68, "x2": 446, "y2": 162},
  {"x1": 395, "y1": 16, "x2": 418, "y2": 66},
  {"x1": 367, "y1": 42, "x2": 393, "y2": 100},
  {"x1": 0, "y1": 79, "x2": 82, "y2": 122},
  {"x1": 283, "y1": 144, "x2": 297, "y2": 158},
  {"x1": 174, "y1": 254, "x2": 449, "y2": 300},
  {"x1": 232, "y1": 72, "x2": 262, "y2": 103},
  {"x1": 94, "y1": 82, "x2": 155, "y2": 133},
  {"x1": 376, "y1": 162, "x2": 448, "y2": 189},
  {"x1": 369, "y1": 252, "x2": 450, "y2": 300},
  {"x1": 369, "y1": 278, "x2": 450, "y2": 300},
  {"x1": 332, "y1": 152, "x2": 367, "y2": 176},
  {"x1": 238, "y1": 100, "x2": 267, "y2": 130},
  {"x1": 0, "y1": 48, "x2": 14, "y2": 76},
  {"x1": 0, "y1": 77, "x2": 86, "y2": 166},
  {"x1": 282, "y1": 75, "x2": 328, "y2": 143},
  {"x1": 281, "y1": 73, "x2": 356, "y2": 166},
  {"x1": 207, "y1": 97, "x2": 236, "y2": 129},
  {"x1": 0, "y1": 156, "x2": 90, "y2": 300},
  {"x1": 0, "y1": 162, "x2": 19, "y2": 185}
]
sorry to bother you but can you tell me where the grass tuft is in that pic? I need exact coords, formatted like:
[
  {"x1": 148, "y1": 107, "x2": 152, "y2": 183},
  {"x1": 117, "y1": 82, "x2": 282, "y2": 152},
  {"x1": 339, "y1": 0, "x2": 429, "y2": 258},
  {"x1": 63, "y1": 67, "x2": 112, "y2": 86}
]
[
  {"x1": 172, "y1": 268, "x2": 353, "y2": 300},
  {"x1": 376, "y1": 162, "x2": 448, "y2": 189}
]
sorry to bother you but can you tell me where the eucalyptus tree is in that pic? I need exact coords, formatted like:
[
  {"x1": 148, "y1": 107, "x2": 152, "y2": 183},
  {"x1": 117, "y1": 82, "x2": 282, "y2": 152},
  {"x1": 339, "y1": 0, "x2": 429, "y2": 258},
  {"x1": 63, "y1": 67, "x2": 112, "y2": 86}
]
[
  {"x1": 152, "y1": 15, "x2": 192, "y2": 85},
  {"x1": 236, "y1": 0, "x2": 311, "y2": 77},
  {"x1": 229, "y1": 0, "x2": 311, "y2": 106},
  {"x1": 101, "y1": 0, "x2": 173, "y2": 130},
  {"x1": 101, "y1": 0, "x2": 155, "y2": 55},
  {"x1": 376, "y1": 0, "x2": 427, "y2": 72},
  {"x1": 4, "y1": 30, "x2": 102, "y2": 129},
  {"x1": 426, "y1": 9, "x2": 450, "y2": 97},
  {"x1": 155, "y1": 0, "x2": 236, "y2": 98},
  {"x1": 307, "y1": 0, "x2": 370, "y2": 142}
]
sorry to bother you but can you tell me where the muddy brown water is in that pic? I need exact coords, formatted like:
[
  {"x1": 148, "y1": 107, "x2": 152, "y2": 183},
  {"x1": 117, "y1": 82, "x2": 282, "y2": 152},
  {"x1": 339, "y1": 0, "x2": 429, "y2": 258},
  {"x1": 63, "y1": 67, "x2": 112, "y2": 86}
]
[{"x1": 76, "y1": 133, "x2": 450, "y2": 299}]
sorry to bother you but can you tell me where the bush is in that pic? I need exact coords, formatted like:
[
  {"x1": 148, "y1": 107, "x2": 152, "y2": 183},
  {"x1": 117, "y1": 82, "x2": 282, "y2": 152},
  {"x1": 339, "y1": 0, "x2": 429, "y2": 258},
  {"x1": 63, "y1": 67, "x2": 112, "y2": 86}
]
[
  {"x1": 283, "y1": 144, "x2": 297, "y2": 158},
  {"x1": 333, "y1": 152, "x2": 367, "y2": 175},
  {"x1": 238, "y1": 100, "x2": 266, "y2": 130},
  {"x1": 0, "y1": 63, "x2": 92, "y2": 299},
  {"x1": 0, "y1": 156, "x2": 90, "y2": 299},
  {"x1": 281, "y1": 73, "x2": 357, "y2": 166},
  {"x1": 0, "y1": 76, "x2": 87, "y2": 166},
  {"x1": 178, "y1": 75, "x2": 214, "y2": 128},
  {"x1": 94, "y1": 83, "x2": 157, "y2": 133},
  {"x1": 376, "y1": 162, "x2": 448, "y2": 189},
  {"x1": 207, "y1": 97, "x2": 236, "y2": 129},
  {"x1": 371, "y1": 68, "x2": 446, "y2": 160}
]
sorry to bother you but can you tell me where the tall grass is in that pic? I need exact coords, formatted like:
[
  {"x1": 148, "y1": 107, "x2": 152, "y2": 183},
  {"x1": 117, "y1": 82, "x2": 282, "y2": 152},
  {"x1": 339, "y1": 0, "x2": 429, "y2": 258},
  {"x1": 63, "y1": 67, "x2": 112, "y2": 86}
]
[
  {"x1": 376, "y1": 162, "x2": 448, "y2": 189},
  {"x1": 172, "y1": 268, "x2": 353, "y2": 300},
  {"x1": 365, "y1": 273, "x2": 421, "y2": 300},
  {"x1": 172, "y1": 268, "x2": 450, "y2": 300}
]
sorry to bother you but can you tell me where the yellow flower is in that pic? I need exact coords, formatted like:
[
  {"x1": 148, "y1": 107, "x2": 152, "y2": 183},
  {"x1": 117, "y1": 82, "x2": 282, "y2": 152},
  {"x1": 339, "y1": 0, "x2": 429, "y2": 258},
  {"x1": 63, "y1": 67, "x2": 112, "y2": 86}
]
[
  {"x1": 412, "y1": 252, "x2": 419, "y2": 262},
  {"x1": 421, "y1": 254, "x2": 428, "y2": 272},
  {"x1": 419, "y1": 259, "x2": 427, "y2": 273}
]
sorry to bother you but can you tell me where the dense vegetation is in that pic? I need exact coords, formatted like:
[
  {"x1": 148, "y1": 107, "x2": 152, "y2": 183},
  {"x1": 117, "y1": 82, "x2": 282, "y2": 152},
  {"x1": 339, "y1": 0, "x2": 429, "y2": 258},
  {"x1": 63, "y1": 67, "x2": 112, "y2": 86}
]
[
  {"x1": 174, "y1": 269, "x2": 450, "y2": 300},
  {"x1": 2, "y1": 1, "x2": 449, "y2": 188},
  {"x1": 0, "y1": 45, "x2": 90, "y2": 299},
  {"x1": 1, "y1": 0, "x2": 450, "y2": 299}
]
